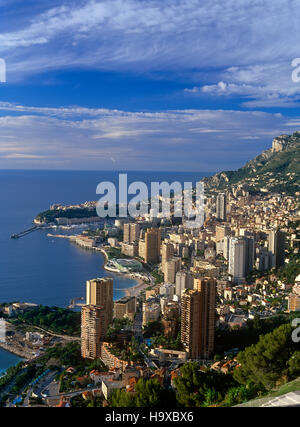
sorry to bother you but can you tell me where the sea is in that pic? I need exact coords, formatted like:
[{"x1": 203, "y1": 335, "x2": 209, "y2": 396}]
[
  {"x1": 0, "y1": 169, "x2": 208, "y2": 370},
  {"x1": 0, "y1": 348, "x2": 22, "y2": 376}
]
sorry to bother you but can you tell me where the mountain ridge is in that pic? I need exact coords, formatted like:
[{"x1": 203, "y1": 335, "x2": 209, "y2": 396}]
[{"x1": 203, "y1": 131, "x2": 300, "y2": 195}]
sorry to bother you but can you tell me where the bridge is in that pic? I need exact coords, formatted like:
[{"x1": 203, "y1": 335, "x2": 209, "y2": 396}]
[{"x1": 11, "y1": 226, "x2": 40, "y2": 239}]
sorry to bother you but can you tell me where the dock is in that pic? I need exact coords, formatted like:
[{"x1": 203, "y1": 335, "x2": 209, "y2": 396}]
[{"x1": 11, "y1": 226, "x2": 40, "y2": 239}]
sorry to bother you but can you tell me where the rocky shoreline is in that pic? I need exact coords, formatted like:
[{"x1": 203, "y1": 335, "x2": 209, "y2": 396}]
[{"x1": 0, "y1": 342, "x2": 28, "y2": 360}]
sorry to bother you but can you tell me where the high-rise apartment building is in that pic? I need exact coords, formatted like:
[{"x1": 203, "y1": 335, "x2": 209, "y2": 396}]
[
  {"x1": 256, "y1": 247, "x2": 274, "y2": 271},
  {"x1": 268, "y1": 229, "x2": 286, "y2": 268},
  {"x1": 164, "y1": 257, "x2": 181, "y2": 283},
  {"x1": 175, "y1": 270, "x2": 193, "y2": 298},
  {"x1": 181, "y1": 290, "x2": 201, "y2": 359},
  {"x1": 86, "y1": 278, "x2": 113, "y2": 328},
  {"x1": 244, "y1": 235, "x2": 255, "y2": 274},
  {"x1": 216, "y1": 193, "x2": 226, "y2": 221},
  {"x1": 181, "y1": 278, "x2": 216, "y2": 359},
  {"x1": 228, "y1": 236, "x2": 254, "y2": 283},
  {"x1": 142, "y1": 301, "x2": 161, "y2": 326},
  {"x1": 81, "y1": 305, "x2": 106, "y2": 359},
  {"x1": 123, "y1": 223, "x2": 140, "y2": 243},
  {"x1": 193, "y1": 277, "x2": 216, "y2": 358},
  {"x1": 228, "y1": 237, "x2": 246, "y2": 283},
  {"x1": 159, "y1": 283, "x2": 175, "y2": 300},
  {"x1": 161, "y1": 242, "x2": 174, "y2": 274},
  {"x1": 114, "y1": 296, "x2": 136, "y2": 320},
  {"x1": 139, "y1": 228, "x2": 161, "y2": 263},
  {"x1": 215, "y1": 224, "x2": 231, "y2": 242}
]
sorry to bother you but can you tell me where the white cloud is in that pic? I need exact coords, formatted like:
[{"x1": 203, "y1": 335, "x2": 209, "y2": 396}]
[
  {"x1": 0, "y1": 102, "x2": 299, "y2": 170},
  {"x1": 0, "y1": 1, "x2": 299, "y2": 107},
  {"x1": 186, "y1": 63, "x2": 300, "y2": 107},
  {"x1": 1, "y1": 0, "x2": 300, "y2": 80}
]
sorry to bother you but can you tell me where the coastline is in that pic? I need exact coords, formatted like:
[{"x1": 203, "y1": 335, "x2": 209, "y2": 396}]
[
  {"x1": 123, "y1": 278, "x2": 148, "y2": 298},
  {"x1": 0, "y1": 344, "x2": 26, "y2": 360},
  {"x1": 0, "y1": 342, "x2": 28, "y2": 361},
  {"x1": 47, "y1": 233, "x2": 148, "y2": 300},
  {"x1": 98, "y1": 246, "x2": 149, "y2": 298},
  {"x1": 0, "y1": 320, "x2": 31, "y2": 360}
]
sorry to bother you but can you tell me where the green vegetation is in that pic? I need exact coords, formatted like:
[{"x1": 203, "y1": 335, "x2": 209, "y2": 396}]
[
  {"x1": 35, "y1": 207, "x2": 98, "y2": 224},
  {"x1": 107, "y1": 246, "x2": 129, "y2": 260},
  {"x1": 148, "y1": 332, "x2": 183, "y2": 351},
  {"x1": 174, "y1": 326, "x2": 299, "y2": 408},
  {"x1": 11, "y1": 364, "x2": 45, "y2": 396},
  {"x1": 266, "y1": 377, "x2": 300, "y2": 398},
  {"x1": 108, "y1": 337, "x2": 143, "y2": 363},
  {"x1": 204, "y1": 131, "x2": 300, "y2": 195},
  {"x1": 150, "y1": 270, "x2": 164, "y2": 285},
  {"x1": 233, "y1": 323, "x2": 300, "y2": 390},
  {"x1": 214, "y1": 312, "x2": 298, "y2": 355},
  {"x1": 39, "y1": 342, "x2": 107, "y2": 393},
  {"x1": 110, "y1": 378, "x2": 169, "y2": 407},
  {"x1": 105, "y1": 319, "x2": 143, "y2": 363},
  {"x1": 143, "y1": 320, "x2": 163, "y2": 338},
  {"x1": 41, "y1": 341, "x2": 83, "y2": 367},
  {"x1": 106, "y1": 318, "x2": 133, "y2": 340},
  {"x1": 0, "y1": 361, "x2": 52, "y2": 407},
  {"x1": 0, "y1": 362, "x2": 25, "y2": 391},
  {"x1": 277, "y1": 255, "x2": 300, "y2": 284},
  {"x1": 173, "y1": 362, "x2": 260, "y2": 407},
  {"x1": 11, "y1": 305, "x2": 81, "y2": 336}
]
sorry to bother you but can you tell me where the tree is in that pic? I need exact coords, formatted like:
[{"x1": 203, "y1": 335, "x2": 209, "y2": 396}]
[
  {"x1": 134, "y1": 379, "x2": 162, "y2": 407},
  {"x1": 288, "y1": 351, "x2": 300, "y2": 378},
  {"x1": 224, "y1": 384, "x2": 258, "y2": 406},
  {"x1": 233, "y1": 323, "x2": 298, "y2": 390},
  {"x1": 110, "y1": 379, "x2": 163, "y2": 407},
  {"x1": 174, "y1": 362, "x2": 236, "y2": 407}
]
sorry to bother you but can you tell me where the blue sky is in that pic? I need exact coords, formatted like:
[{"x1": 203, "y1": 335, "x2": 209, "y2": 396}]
[{"x1": 0, "y1": 0, "x2": 300, "y2": 171}]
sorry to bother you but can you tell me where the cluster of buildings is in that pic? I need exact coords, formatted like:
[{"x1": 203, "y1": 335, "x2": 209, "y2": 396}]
[
  {"x1": 0, "y1": 302, "x2": 39, "y2": 318},
  {"x1": 77, "y1": 183, "x2": 299, "y2": 400},
  {"x1": 81, "y1": 278, "x2": 137, "y2": 366}
]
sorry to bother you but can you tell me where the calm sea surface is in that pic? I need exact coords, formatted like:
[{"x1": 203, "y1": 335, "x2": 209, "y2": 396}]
[{"x1": 0, "y1": 348, "x2": 22, "y2": 376}]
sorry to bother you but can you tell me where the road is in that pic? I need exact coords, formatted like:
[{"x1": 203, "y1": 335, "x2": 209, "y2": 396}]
[
  {"x1": 17, "y1": 322, "x2": 81, "y2": 342},
  {"x1": 45, "y1": 384, "x2": 103, "y2": 405},
  {"x1": 132, "y1": 310, "x2": 158, "y2": 369}
]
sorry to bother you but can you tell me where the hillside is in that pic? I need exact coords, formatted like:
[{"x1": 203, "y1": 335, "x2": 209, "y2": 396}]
[
  {"x1": 203, "y1": 131, "x2": 300, "y2": 195},
  {"x1": 235, "y1": 377, "x2": 300, "y2": 407}
]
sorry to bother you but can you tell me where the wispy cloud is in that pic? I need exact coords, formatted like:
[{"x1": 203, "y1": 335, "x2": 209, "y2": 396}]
[
  {"x1": 1, "y1": 1, "x2": 300, "y2": 83},
  {"x1": 0, "y1": 102, "x2": 299, "y2": 170}
]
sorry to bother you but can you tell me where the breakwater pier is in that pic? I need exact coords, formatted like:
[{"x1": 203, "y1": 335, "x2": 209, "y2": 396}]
[{"x1": 11, "y1": 226, "x2": 40, "y2": 239}]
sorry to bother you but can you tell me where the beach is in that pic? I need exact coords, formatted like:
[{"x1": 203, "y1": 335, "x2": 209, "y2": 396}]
[{"x1": 124, "y1": 278, "x2": 149, "y2": 298}]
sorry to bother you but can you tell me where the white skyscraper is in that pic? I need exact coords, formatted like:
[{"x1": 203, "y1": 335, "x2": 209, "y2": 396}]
[
  {"x1": 216, "y1": 193, "x2": 226, "y2": 221},
  {"x1": 228, "y1": 236, "x2": 254, "y2": 283},
  {"x1": 228, "y1": 237, "x2": 246, "y2": 283}
]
